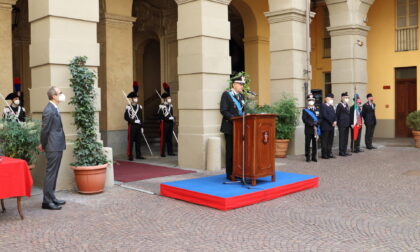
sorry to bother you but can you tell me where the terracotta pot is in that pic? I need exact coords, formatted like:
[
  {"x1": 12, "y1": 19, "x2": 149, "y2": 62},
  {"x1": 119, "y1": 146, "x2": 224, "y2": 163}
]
[
  {"x1": 275, "y1": 139, "x2": 290, "y2": 158},
  {"x1": 412, "y1": 130, "x2": 420, "y2": 148},
  {"x1": 71, "y1": 164, "x2": 107, "y2": 194}
]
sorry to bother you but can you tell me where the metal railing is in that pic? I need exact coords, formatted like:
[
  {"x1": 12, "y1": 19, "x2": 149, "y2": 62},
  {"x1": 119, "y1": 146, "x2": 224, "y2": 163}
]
[{"x1": 396, "y1": 27, "x2": 418, "y2": 51}]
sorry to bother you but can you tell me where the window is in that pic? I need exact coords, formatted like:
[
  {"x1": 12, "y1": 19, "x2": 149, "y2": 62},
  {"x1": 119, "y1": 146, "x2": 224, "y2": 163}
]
[
  {"x1": 324, "y1": 72, "x2": 331, "y2": 95},
  {"x1": 396, "y1": 0, "x2": 418, "y2": 51},
  {"x1": 323, "y1": 6, "x2": 331, "y2": 58}
]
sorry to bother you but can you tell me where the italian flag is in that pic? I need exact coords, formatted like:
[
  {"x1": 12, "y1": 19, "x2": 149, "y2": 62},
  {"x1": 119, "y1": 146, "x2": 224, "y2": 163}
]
[{"x1": 353, "y1": 94, "x2": 362, "y2": 140}]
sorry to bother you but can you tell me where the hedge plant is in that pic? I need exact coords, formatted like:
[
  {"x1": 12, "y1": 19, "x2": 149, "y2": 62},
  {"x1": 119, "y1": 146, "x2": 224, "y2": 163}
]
[
  {"x1": 68, "y1": 56, "x2": 108, "y2": 166},
  {"x1": 406, "y1": 110, "x2": 420, "y2": 131}
]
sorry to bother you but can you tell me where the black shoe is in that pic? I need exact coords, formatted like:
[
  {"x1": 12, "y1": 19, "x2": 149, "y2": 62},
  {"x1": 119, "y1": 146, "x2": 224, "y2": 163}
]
[
  {"x1": 161, "y1": 154, "x2": 166, "y2": 157},
  {"x1": 136, "y1": 156, "x2": 145, "y2": 160},
  {"x1": 42, "y1": 203, "x2": 62, "y2": 210},
  {"x1": 128, "y1": 157, "x2": 133, "y2": 161},
  {"x1": 328, "y1": 155, "x2": 336, "y2": 159},
  {"x1": 311, "y1": 158, "x2": 318, "y2": 162},
  {"x1": 357, "y1": 149, "x2": 364, "y2": 152},
  {"x1": 53, "y1": 199, "x2": 66, "y2": 206},
  {"x1": 345, "y1": 152, "x2": 352, "y2": 156},
  {"x1": 321, "y1": 156, "x2": 329, "y2": 159},
  {"x1": 168, "y1": 153, "x2": 177, "y2": 156},
  {"x1": 371, "y1": 146, "x2": 377, "y2": 149},
  {"x1": 306, "y1": 157, "x2": 311, "y2": 162},
  {"x1": 339, "y1": 153, "x2": 347, "y2": 157}
]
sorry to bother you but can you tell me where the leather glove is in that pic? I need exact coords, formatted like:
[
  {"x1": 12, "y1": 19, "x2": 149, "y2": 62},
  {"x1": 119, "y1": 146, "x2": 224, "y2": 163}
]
[
  {"x1": 169, "y1": 116, "x2": 174, "y2": 120},
  {"x1": 141, "y1": 128, "x2": 144, "y2": 134},
  {"x1": 135, "y1": 120, "x2": 140, "y2": 124}
]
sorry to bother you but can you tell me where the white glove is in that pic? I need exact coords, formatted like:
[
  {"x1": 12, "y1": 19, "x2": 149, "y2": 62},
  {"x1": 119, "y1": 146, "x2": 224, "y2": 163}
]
[
  {"x1": 135, "y1": 120, "x2": 140, "y2": 124},
  {"x1": 169, "y1": 116, "x2": 174, "y2": 120},
  {"x1": 141, "y1": 128, "x2": 144, "y2": 134}
]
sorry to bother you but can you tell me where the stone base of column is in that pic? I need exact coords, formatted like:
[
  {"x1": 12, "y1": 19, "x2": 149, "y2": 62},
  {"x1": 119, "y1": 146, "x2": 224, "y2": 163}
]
[{"x1": 101, "y1": 130, "x2": 127, "y2": 158}]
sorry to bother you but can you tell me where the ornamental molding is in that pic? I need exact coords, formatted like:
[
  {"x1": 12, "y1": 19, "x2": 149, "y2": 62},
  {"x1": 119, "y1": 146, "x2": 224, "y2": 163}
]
[
  {"x1": 328, "y1": 24, "x2": 370, "y2": 37},
  {"x1": 265, "y1": 9, "x2": 315, "y2": 24},
  {"x1": 102, "y1": 13, "x2": 136, "y2": 24},
  {"x1": 175, "y1": 0, "x2": 231, "y2": 5}
]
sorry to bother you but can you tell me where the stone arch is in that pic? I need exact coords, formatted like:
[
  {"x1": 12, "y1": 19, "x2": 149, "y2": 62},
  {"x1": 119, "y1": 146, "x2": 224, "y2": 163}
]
[{"x1": 230, "y1": 0, "x2": 270, "y2": 104}]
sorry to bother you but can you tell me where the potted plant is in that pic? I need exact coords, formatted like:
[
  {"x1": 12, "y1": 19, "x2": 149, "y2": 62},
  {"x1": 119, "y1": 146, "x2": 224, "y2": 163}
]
[
  {"x1": 0, "y1": 119, "x2": 41, "y2": 169},
  {"x1": 271, "y1": 94, "x2": 300, "y2": 158},
  {"x1": 406, "y1": 110, "x2": 420, "y2": 148},
  {"x1": 68, "y1": 56, "x2": 109, "y2": 194}
]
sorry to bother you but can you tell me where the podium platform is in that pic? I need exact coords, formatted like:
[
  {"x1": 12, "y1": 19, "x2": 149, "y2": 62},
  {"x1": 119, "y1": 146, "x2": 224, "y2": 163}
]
[{"x1": 160, "y1": 171, "x2": 319, "y2": 211}]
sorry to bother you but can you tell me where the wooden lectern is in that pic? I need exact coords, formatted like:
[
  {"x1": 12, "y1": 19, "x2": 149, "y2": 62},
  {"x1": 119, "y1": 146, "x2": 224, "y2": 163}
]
[{"x1": 231, "y1": 114, "x2": 277, "y2": 186}]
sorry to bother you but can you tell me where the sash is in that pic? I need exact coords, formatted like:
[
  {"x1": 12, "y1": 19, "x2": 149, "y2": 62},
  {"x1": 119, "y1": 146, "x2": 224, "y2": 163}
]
[
  {"x1": 228, "y1": 92, "x2": 243, "y2": 116},
  {"x1": 304, "y1": 108, "x2": 321, "y2": 136}
]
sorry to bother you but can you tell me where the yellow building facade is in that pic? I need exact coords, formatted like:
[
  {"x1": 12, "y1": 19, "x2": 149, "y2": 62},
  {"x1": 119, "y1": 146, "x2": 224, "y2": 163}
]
[{"x1": 0, "y1": 0, "x2": 418, "y2": 190}]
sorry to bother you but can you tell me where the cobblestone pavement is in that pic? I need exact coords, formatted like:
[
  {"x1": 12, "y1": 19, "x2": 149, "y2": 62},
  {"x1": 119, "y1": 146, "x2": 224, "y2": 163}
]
[{"x1": 1, "y1": 139, "x2": 419, "y2": 251}]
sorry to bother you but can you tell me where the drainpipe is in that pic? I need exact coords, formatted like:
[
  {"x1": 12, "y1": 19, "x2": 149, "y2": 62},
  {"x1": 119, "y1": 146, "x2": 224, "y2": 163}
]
[{"x1": 304, "y1": 0, "x2": 311, "y2": 102}]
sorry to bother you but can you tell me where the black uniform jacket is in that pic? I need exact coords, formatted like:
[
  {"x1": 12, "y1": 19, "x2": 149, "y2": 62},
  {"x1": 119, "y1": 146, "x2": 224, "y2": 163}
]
[
  {"x1": 124, "y1": 104, "x2": 143, "y2": 126},
  {"x1": 361, "y1": 102, "x2": 376, "y2": 126},
  {"x1": 336, "y1": 102, "x2": 351, "y2": 128},
  {"x1": 320, "y1": 103, "x2": 337, "y2": 131},
  {"x1": 302, "y1": 107, "x2": 321, "y2": 135},
  {"x1": 220, "y1": 90, "x2": 245, "y2": 135},
  {"x1": 158, "y1": 103, "x2": 174, "y2": 122}
]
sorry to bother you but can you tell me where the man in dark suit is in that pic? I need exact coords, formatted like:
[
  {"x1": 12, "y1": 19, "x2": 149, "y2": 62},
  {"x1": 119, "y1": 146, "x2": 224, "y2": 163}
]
[
  {"x1": 320, "y1": 93, "x2": 337, "y2": 159},
  {"x1": 124, "y1": 91, "x2": 145, "y2": 161},
  {"x1": 158, "y1": 93, "x2": 175, "y2": 157},
  {"x1": 38, "y1": 86, "x2": 66, "y2": 210},
  {"x1": 220, "y1": 76, "x2": 245, "y2": 180},
  {"x1": 302, "y1": 93, "x2": 321, "y2": 162},
  {"x1": 336, "y1": 92, "x2": 352, "y2": 156},
  {"x1": 362, "y1": 93, "x2": 377, "y2": 149}
]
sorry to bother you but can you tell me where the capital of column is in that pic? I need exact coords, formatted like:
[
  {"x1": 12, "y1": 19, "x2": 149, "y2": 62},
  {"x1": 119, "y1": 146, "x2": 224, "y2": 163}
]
[
  {"x1": 101, "y1": 13, "x2": 136, "y2": 25},
  {"x1": 175, "y1": 0, "x2": 231, "y2": 6},
  {"x1": 265, "y1": 9, "x2": 315, "y2": 24},
  {"x1": 0, "y1": 0, "x2": 16, "y2": 9},
  {"x1": 328, "y1": 24, "x2": 370, "y2": 37}
]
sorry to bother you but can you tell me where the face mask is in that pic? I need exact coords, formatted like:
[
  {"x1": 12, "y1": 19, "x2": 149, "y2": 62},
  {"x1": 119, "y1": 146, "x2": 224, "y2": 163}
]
[
  {"x1": 58, "y1": 94, "x2": 66, "y2": 102},
  {"x1": 328, "y1": 100, "x2": 334, "y2": 105},
  {"x1": 13, "y1": 100, "x2": 20, "y2": 105},
  {"x1": 344, "y1": 98, "x2": 349, "y2": 103},
  {"x1": 167, "y1": 98, "x2": 172, "y2": 103},
  {"x1": 308, "y1": 101, "x2": 315, "y2": 106},
  {"x1": 133, "y1": 98, "x2": 138, "y2": 103}
]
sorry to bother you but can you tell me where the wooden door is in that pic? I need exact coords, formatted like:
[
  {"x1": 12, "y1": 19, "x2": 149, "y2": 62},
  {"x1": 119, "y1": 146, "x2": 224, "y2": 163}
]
[{"x1": 395, "y1": 78, "x2": 417, "y2": 137}]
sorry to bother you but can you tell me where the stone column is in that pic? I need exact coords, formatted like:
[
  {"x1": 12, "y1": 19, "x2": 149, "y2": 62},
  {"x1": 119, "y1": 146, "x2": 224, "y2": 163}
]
[
  {"x1": 98, "y1": 13, "x2": 136, "y2": 156},
  {"x1": 265, "y1": 0, "x2": 313, "y2": 155},
  {"x1": 326, "y1": 0, "x2": 373, "y2": 101},
  {"x1": 0, "y1": 0, "x2": 16, "y2": 97},
  {"x1": 28, "y1": 0, "x2": 102, "y2": 190},
  {"x1": 176, "y1": 0, "x2": 232, "y2": 169}
]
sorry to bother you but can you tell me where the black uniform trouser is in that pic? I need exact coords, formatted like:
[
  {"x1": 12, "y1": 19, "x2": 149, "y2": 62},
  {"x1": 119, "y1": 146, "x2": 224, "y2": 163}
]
[
  {"x1": 351, "y1": 127, "x2": 362, "y2": 151},
  {"x1": 338, "y1": 127, "x2": 350, "y2": 154},
  {"x1": 129, "y1": 124, "x2": 142, "y2": 158},
  {"x1": 161, "y1": 121, "x2": 174, "y2": 155},
  {"x1": 224, "y1": 133, "x2": 233, "y2": 178},
  {"x1": 321, "y1": 129, "x2": 334, "y2": 157},
  {"x1": 43, "y1": 151, "x2": 63, "y2": 204},
  {"x1": 305, "y1": 133, "x2": 317, "y2": 159},
  {"x1": 365, "y1": 124, "x2": 376, "y2": 148}
]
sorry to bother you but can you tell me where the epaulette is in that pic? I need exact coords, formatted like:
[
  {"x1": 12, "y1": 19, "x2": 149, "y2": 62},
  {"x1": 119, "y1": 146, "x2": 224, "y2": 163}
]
[
  {"x1": 159, "y1": 104, "x2": 165, "y2": 109},
  {"x1": 126, "y1": 105, "x2": 131, "y2": 109}
]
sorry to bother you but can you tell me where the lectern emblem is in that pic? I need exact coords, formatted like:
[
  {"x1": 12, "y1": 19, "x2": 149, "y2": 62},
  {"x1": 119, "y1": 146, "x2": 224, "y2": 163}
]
[{"x1": 263, "y1": 131, "x2": 269, "y2": 144}]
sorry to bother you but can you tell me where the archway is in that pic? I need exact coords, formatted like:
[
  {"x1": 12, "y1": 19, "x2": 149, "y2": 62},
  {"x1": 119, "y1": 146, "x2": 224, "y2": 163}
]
[
  {"x1": 142, "y1": 39, "x2": 161, "y2": 122},
  {"x1": 229, "y1": 6, "x2": 245, "y2": 74}
]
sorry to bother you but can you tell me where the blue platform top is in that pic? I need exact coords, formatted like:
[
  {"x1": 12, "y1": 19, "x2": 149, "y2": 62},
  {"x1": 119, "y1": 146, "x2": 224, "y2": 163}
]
[{"x1": 161, "y1": 171, "x2": 317, "y2": 198}]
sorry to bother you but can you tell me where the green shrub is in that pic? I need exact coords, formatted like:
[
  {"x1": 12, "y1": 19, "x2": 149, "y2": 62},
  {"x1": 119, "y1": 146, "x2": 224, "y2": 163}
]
[
  {"x1": 0, "y1": 119, "x2": 41, "y2": 165},
  {"x1": 272, "y1": 94, "x2": 300, "y2": 140},
  {"x1": 406, "y1": 110, "x2": 420, "y2": 131},
  {"x1": 68, "y1": 56, "x2": 108, "y2": 166}
]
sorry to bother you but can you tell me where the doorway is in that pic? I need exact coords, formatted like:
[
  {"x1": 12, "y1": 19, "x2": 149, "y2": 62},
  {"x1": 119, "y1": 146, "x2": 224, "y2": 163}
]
[{"x1": 395, "y1": 67, "x2": 417, "y2": 137}]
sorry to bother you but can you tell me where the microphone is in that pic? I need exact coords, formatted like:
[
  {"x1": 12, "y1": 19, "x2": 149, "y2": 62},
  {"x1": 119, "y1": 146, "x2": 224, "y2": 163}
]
[{"x1": 247, "y1": 90, "x2": 257, "y2": 96}]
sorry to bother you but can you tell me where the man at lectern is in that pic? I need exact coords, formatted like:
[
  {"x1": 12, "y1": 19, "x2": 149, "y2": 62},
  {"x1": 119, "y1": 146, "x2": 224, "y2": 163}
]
[{"x1": 220, "y1": 75, "x2": 246, "y2": 180}]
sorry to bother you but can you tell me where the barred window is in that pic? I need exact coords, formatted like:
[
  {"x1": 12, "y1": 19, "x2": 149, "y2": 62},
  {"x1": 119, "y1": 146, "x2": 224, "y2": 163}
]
[{"x1": 396, "y1": 0, "x2": 418, "y2": 51}]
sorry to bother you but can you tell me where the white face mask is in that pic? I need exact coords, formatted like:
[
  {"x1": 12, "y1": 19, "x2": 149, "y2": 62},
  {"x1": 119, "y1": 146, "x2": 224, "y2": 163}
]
[
  {"x1": 133, "y1": 98, "x2": 138, "y2": 103},
  {"x1": 344, "y1": 98, "x2": 349, "y2": 103},
  {"x1": 308, "y1": 101, "x2": 315, "y2": 106},
  {"x1": 58, "y1": 94, "x2": 66, "y2": 102},
  {"x1": 166, "y1": 98, "x2": 172, "y2": 103},
  {"x1": 328, "y1": 99, "x2": 334, "y2": 105},
  {"x1": 13, "y1": 100, "x2": 20, "y2": 105}
]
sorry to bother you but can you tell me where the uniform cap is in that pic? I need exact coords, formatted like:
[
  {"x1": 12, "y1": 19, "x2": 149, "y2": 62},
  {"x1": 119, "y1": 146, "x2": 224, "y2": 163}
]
[
  {"x1": 127, "y1": 91, "x2": 138, "y2": 98},
  {"x1": 307, "y1": 93, "x2": 315, "y2": 101},
  {"x1": 326, "y1": 93, "x2": 334, "y2": 98},
  {"x1": 161, "y1": 93, "x2": 170, "y2": 99},
  {"x1": 5, "y1": 93, "x2": 18, "y2": 100},
  {"x1": 367, "y1": 93, "x2": 373, "y2": 98},
  {"x1": 341, "y1": 92, "x2": 349, "y2": 97}
]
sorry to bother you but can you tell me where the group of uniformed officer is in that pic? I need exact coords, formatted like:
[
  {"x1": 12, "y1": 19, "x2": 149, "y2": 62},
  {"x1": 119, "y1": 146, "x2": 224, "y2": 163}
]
[
  {"x1": 302, "y1": 92, "x2": 377, "y2": 162},
  {"x1": 2, "y1": 92, "x2": 26, "y2": 123},
  {"x1": 124, "y1": 89, "x2": 175, "y2": 161}
]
